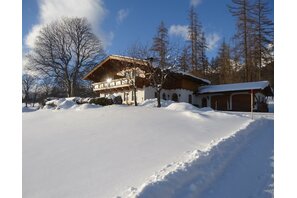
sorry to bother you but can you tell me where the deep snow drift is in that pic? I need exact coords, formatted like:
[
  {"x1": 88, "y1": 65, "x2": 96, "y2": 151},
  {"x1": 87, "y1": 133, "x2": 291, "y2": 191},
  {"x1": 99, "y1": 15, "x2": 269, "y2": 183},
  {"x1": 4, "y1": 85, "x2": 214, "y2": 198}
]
[{"x1": 23, "y1": 100, "x2": 273, "y2": 198}]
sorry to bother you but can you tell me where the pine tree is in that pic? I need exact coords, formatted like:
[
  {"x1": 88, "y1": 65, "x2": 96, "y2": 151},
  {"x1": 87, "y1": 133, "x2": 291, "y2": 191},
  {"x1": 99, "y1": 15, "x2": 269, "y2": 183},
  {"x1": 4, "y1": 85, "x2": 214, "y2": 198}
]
[
  {"x1": 251, "y1": 0, "x2": 273, "y2": 80},
  {"x1": 200, "y1": 32, "x2": 208, "y2": 77},
  {"x1": 229, "y1": 0, "x2": 254, "y2": 82},
  {"x1": 178, "y1": 46, "x2": 190, "y2": 72},
  {"x1": 151, "y1": 21, "x2": 169, "y2": 69},
  {"x1": 188, "y1": 6, "x2": 202, "y2": 72},
  {"x1": 208, "y1": 57, "x2": 220, "y2": 85},
  {"x1": 217, "y1": 40, "x2": 232, "y2": 84}
]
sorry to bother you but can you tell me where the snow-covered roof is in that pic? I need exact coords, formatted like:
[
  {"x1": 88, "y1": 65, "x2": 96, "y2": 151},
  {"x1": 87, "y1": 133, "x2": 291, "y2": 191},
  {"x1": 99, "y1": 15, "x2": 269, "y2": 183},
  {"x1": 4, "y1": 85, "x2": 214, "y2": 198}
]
[
  {"x1": 110, "y1": 54, "x2": 150, "y2": 64},
  {"x1": 175, "y1": 71, "x2": 211, "y2": 84},
  {"x1": 198, "y1": 81, "x2": 273, "y2": 94}
]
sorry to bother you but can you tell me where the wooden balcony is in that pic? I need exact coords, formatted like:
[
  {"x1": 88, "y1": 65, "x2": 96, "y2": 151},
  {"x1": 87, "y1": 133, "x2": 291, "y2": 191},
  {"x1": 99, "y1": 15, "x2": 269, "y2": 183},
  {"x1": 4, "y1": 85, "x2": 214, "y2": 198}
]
[{"x1": 92, "y1": 78, "x2": 131, "y2": 91}]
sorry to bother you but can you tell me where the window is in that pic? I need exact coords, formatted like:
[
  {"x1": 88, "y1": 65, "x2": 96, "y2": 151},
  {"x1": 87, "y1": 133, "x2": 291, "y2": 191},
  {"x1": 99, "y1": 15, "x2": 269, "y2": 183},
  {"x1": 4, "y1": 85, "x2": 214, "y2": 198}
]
[
  {"x1": 188, "y1": 94, "x2": 192, "y2": 104},
  {"x1": 162, "y1": 93, "x2": 166, "y2": 100},
  {"x1": 124, "y1": 92, "x2": 129, "y2": 102},
  {"x1": 172, "y1": 93, "x2": 178, "y2": 102}
]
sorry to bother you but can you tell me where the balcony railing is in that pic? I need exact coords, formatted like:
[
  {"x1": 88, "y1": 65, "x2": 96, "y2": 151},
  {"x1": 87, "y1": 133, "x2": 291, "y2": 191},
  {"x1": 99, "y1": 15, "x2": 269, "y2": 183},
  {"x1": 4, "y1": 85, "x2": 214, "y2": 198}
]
[{"x1": 92, "y1": 78, "x2": 131, "y2": 91}]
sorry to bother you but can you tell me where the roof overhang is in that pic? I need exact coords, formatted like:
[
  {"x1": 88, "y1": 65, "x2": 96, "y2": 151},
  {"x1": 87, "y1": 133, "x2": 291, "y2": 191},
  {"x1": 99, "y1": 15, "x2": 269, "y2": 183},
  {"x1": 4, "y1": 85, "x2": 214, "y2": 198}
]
[
  {"x1": 83, "y1": 55, "x2": 149, "y2": 81},
  {"x1": 198, "y1": 81, "x2": 274, "y2": 96}
]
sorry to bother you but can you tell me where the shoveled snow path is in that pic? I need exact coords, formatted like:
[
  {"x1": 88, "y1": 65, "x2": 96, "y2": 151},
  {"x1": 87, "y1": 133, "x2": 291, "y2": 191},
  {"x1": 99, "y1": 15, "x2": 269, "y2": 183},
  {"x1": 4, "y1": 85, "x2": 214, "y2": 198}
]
[
  {"x1": 132, "y1": 117, "x2": 273, "y2": 198},
  {"x1": 200, "y1": 118, "x2": 274, "y2": 198}
]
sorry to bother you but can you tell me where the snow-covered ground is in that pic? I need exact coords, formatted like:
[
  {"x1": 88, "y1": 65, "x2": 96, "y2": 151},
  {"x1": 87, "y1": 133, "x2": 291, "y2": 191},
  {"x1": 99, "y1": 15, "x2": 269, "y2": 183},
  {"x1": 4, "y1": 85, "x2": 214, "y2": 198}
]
[
  {"x1": 22, "y1": 103, "x2": 40, "y2": 112},
  {"x1": 23, "y1": 99, "x2": 273, "y2": 198}
]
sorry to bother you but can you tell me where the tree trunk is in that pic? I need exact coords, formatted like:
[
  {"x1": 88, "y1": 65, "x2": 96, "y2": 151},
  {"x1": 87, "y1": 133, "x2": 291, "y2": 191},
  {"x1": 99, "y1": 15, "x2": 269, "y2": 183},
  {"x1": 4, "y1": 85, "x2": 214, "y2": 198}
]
[
  {"x1": 32, "y1": 93, "x2": 36, "y2": 107},
  {"x1": 157, "y1": 90, "x2": 161, "y2": 108},
  {"x1": 25, "y1": 95, "x2": 28, "y2": 108},
  {"x1": 67, "y1": 80, "x2": 75, "y2": 97},
  {"x1": 70, "y1": 87, "x2": 75, "y2": 97},
  {"x1": 133, "y1": 87, "x2": 138, "y2": 106}
]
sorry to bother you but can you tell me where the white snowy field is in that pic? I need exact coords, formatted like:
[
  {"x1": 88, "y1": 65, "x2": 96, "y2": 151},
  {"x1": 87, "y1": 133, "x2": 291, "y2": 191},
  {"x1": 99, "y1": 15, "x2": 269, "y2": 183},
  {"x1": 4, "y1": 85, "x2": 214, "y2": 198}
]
[{"x1": 23, "y1": 99, "x2": 274, "y2": 198}]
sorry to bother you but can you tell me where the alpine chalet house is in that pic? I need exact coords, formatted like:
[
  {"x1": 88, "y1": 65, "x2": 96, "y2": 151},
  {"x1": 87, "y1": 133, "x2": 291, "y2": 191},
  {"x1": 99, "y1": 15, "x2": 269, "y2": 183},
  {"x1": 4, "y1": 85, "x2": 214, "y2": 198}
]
[
  {"x1": 83, "y1": 55, "x2": 210, "y2": 104},
  {"x1": 84, "y1": 55, "x2": 273, "y2": 112},
  {"x1": 196, "y1": 81, "x2": 274, "y2": 112}
]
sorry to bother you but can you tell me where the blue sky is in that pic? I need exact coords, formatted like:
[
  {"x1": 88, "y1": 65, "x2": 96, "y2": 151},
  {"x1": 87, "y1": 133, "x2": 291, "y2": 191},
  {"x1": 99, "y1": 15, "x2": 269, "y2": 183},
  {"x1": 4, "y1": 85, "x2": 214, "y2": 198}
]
[{"x1": 22, "y1": 0, "x2": 274, "y2": 59}]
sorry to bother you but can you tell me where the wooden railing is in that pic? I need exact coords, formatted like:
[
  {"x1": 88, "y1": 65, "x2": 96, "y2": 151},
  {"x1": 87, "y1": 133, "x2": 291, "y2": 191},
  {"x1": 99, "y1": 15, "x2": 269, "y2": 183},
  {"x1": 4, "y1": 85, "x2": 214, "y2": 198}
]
[{"x1": 92, "y1": 78, "x2": 130, "y2": 91}]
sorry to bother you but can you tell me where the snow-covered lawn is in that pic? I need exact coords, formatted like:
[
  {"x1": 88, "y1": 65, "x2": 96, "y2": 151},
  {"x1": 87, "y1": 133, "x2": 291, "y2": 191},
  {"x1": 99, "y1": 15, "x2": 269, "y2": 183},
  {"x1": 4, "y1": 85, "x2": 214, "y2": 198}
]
[
  {"x1": 22, "y1": 103, "x2": 40, "y2": 112},
  {"x1": 23, "y1": 100, "x2": 273, "y2": 198}
]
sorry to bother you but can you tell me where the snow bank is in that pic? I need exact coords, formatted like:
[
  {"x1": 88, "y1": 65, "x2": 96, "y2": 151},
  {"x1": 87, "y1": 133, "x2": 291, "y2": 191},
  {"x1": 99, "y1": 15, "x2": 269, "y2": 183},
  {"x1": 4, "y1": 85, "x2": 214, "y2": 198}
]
[
  {"x1": 165, "y1": 102, "x2": 198, "y2": 111},
  {"x1": 74, "y1": 103, "x2": 101, "y2": 110},
  {"x1": 139, "y1": 99, "x2": 175, "y2": 107},
  {"x1": 44, "y1": 98, "x2": 67, "y2": 109},
  {"x1": 22, "y1": 103, "x2": 40, "y2": 112},
  {"x1": 165, "y1": 103, "x2": 216, "y2": 121},
  {"x1": 127, "y1": 118, "x2": 273, "y2": 198},
  {"x1": 23, "y1": 104, "x2": 273, "y2": 198},
  {"x1": 43, "y1": 97, "x2": 100, "y2": 110},
  {"x1": 58, "y1": 100, "x2": 77, "y2": 109},
  {"x1": 267, "y1": 97, "x2": 274, "y2": 113},
  {"x1": 22, "y1": 106, "x2": 38, "y2": 112}
]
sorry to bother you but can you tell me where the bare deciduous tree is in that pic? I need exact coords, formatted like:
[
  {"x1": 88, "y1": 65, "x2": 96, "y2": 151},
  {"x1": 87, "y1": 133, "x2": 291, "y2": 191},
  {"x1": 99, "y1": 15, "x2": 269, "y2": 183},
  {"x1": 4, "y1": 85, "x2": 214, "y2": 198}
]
[
  {"x1": 122, "y1": 42, "x2": 152, "y2": 106},
  {"x1": 27, "y1": 17, "x2": 105, "y2": 97},
  {"x1": 40, "y1": 77, "x2": 54, "y2": 99},
  {"x1": 22, "y1": 74, "x2": 35, "y2": 107},
  {"x1": 150, "y1": 21, "x2": 171, "y2": 108}
]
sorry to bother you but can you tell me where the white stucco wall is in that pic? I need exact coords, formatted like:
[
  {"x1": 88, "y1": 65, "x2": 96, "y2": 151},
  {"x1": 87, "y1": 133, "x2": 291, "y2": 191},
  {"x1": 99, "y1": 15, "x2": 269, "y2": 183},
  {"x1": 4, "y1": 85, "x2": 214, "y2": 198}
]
[
  {"x1": 100, "y1": 89, "x2": 145, "y2": 104},
  {"x1": 165, "y1": 89, "x2": 193, "y2": 103},
  {"x1": 144, "y1": 86, "x2": 195, "y2": 104},
  {"x1": 144, "y1": 86, "x2": 156, "y2": 100}
]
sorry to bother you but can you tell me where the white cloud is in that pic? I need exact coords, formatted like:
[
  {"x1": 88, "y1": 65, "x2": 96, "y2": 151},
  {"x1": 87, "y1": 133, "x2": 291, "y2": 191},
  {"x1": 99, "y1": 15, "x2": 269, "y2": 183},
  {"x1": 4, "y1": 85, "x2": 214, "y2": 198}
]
[
  {"x1": 22, "y1": 55, "x2": 28, "y2": 72},
  {"x1": 206, "y1": 33, "x2": 221, "y2": 51},
  {"x1": 190, "y1": 0, "x2": 202, "y2": 7},
  {"x1": 25, "y1": 24, "x2": 43, "y2": 49},
  {"x1": 25, "y1": 0, "x2": 112, "y2": 49},
  {"x1": 117, "y1": 9, "x2": 129, "y2": 23},
  {"x1": 169, "y1": 25, "x2": 189, "y2": 40}
]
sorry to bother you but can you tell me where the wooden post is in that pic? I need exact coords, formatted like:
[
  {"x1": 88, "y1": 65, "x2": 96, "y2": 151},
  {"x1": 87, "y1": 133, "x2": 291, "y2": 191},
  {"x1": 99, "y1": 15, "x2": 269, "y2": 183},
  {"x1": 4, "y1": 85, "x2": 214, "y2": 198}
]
[{"x1": 251, "y1": 89, "x2": 253, "y2": 120}]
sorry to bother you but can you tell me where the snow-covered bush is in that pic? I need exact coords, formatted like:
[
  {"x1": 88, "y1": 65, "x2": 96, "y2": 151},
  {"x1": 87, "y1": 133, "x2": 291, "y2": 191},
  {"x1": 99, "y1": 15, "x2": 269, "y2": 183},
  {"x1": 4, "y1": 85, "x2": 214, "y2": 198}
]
[
  {"x1": 75, "y1": 97, "x2": 91, "y2": 104},
  {"x1": 113, "y1": 96, "x2": 123, "y2": 104},
  {"x1": 89, "y1": 97, "x2": 113, "y2": 106},
  {"x1": 45, "y1": 102, "x2": 57, "y2": 108}
]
